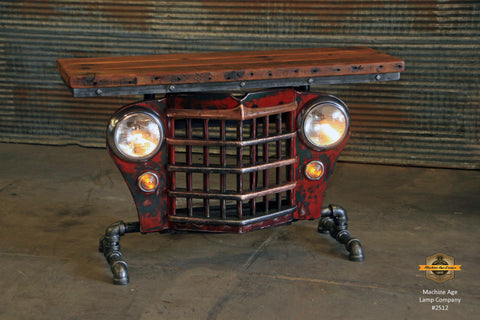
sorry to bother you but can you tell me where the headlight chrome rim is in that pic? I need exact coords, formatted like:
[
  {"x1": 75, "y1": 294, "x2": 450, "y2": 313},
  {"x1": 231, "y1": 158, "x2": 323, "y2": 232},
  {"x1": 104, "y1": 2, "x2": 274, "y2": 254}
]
[
  {"x1": 298, "y1": 97, "x2": 350, "y2": 151},
  {"x1": 107, "y1": 107, "x2": 165, "y2": 162}
]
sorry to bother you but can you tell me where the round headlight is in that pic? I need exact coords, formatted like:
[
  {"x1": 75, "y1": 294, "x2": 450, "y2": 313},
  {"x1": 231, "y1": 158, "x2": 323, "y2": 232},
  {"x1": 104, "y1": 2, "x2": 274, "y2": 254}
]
[
  {"x1": 300, "y1": 100, "x2": 349, "y2": 150},
  {"x1": 110, "y1": 110, "x2": 164, "y2": 161}
]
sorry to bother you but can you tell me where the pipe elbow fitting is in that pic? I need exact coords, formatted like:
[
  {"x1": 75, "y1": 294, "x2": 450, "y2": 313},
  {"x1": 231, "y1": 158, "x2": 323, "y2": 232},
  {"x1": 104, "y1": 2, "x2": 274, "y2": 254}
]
[
  {"x1": 111, "y1": 260, "x2": 129, "y2": 285},
  {"x1": 105, "y1": 221, "x2": 126, "y2": 237},
  {"x1": 330, "y1": 205, "x2": 348, "y2": 225},
  {"x1": 347, "y1": 239, "x2": 364, "y2": 262}
]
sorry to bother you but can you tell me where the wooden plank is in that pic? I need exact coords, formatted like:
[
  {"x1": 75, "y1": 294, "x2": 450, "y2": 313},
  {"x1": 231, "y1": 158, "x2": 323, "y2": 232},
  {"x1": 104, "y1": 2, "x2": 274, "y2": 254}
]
[{"x1": 57, "y1": 47, "x2": 405, "y2": 90}]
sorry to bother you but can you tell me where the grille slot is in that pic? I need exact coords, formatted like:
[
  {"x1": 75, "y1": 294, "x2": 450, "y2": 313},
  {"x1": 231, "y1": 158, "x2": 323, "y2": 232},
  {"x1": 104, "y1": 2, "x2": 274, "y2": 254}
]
[{"x1": 166, "y1": 103, "x2": 297, "y2": 226}]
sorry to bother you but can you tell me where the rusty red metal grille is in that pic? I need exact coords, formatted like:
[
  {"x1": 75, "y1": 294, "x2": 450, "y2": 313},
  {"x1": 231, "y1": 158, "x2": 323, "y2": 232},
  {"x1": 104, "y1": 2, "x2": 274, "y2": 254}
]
[{"x1": 166, "y1": 103, "x2": 298, "y2": 226}]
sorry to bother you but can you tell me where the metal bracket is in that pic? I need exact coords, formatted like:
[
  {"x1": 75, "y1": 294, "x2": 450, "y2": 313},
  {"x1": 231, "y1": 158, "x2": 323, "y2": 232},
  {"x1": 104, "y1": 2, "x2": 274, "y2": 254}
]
[{"x1": 72, "y1": 72, "x2": 401, "y2": 97}]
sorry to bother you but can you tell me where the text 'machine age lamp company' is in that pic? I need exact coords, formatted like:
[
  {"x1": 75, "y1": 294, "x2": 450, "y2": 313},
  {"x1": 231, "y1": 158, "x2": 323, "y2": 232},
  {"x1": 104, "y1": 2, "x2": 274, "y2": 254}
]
[{"x1": 57, "y1": 47, "x2": 405, "y2": 284}]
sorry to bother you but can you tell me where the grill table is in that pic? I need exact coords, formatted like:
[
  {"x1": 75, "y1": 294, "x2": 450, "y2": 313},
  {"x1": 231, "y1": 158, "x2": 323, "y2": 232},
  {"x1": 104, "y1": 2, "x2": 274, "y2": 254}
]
[{"x1": 58, "y1": 47, "x2": 404, "y2": 285}]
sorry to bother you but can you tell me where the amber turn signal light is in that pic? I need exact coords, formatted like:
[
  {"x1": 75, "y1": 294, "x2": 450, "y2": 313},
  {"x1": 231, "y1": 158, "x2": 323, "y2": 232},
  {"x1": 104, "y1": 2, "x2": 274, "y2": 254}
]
[
  {"x1": 305, "y1": 161, "x2": 325, "y2": 180},
  {"x1": 137, "y1": 172, "x2": 159, "y2": 192}
]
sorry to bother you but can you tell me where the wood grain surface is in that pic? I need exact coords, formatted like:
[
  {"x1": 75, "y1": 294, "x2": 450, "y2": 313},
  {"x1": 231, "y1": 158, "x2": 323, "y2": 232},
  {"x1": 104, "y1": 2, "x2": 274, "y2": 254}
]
[{"x1": 57, "y1": 47, "x2": 405, "y2": 89}]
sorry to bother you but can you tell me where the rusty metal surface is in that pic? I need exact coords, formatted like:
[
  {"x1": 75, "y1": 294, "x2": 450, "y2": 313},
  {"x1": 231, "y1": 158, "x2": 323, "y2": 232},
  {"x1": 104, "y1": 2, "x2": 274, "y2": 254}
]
[
  {"x1": 0, "y1": 0, "x2": 479, "y2": 168},
  {"x1": 107, "y1": 89, "x2": 347, "y2": 233}
]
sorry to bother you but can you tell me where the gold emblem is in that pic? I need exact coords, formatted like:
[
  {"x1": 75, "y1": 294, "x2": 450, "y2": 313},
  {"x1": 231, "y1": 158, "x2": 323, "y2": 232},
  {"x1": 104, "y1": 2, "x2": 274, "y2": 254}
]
[{"x1": 419, "y1": 253, "x2": 461, "y2": 283}]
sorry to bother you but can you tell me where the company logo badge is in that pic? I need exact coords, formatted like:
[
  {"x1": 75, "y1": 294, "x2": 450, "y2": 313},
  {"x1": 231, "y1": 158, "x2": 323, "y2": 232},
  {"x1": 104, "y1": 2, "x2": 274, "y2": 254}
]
[{"x1": 419, "y1": 253, "x2": 461, "y2": 283}]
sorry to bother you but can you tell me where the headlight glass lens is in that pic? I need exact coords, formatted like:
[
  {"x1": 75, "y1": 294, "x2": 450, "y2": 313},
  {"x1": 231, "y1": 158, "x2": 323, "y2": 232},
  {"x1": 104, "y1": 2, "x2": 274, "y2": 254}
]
[
  {"x1": 114, "y1": 112, "x2": 163, "y2": 160},
  {"x1": 303, "y1": 103, "x2": 348, "y2": 149}
]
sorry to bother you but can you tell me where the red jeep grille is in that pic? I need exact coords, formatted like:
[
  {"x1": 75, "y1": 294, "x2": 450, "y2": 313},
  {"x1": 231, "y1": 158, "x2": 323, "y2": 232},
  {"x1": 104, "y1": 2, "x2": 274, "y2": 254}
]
[{"x1": 166, "y1": 102, "x2": 298, "y2": 227}]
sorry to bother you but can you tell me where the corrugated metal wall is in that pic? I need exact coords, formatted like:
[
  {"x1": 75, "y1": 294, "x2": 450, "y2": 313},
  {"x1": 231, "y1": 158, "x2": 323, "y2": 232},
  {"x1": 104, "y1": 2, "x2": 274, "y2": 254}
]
[{"x1": 1, "y1": 0, "x2": 479, "y2": 169}]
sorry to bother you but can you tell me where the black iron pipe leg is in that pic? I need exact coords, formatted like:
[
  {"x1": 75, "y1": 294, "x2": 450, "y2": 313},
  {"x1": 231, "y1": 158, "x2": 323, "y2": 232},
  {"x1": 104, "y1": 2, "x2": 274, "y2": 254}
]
[
  {"x1": 99, "y1": 221, "x2": 140, "y2": 285},
  {"x1": 318, "y1": 205, "x2": 365, "y2": 262}
]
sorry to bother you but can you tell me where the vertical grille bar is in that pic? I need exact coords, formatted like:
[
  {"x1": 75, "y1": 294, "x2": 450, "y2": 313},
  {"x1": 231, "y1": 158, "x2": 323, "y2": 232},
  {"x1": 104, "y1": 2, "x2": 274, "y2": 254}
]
[
  {"x1": 288, "y1": 111, "x2": 295, "y2": 207},
  {"x1": 237, "y1": 121, "x2": 243, "y2": 220},
  {"x1": 263, "y1": 116, "x2": 269, "y2": 213},
  {"x1": 220, "y1": 120, "x2": 227, "y2": 219},
  {"x1": 203, "y1": 119, "x2": 210, "y2": 218},
  {"x1": 276, "y1": 114, "x2": 282, "y2": 209},
  {"x1": 187, "y1": 119, "x2": 193, "y2": 217},
  {"x1": 250, "y1": 118, "x2": 257, "y2": 216},
  {"x1": 168, "y1": 118, "x2": 177, "y2": 215}
]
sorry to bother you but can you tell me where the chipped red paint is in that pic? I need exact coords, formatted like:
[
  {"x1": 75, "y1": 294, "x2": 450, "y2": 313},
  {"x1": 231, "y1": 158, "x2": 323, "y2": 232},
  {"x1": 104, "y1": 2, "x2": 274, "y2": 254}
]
[
  {"x1": 108, "y1": 89, "x2": 348, "y2": 233},
  {"x1": 107, "y1": 99, "x2": 170, "y2": 233},
  {"x1": 294, "y1": 92, "x2": 350, "y2": 220}
]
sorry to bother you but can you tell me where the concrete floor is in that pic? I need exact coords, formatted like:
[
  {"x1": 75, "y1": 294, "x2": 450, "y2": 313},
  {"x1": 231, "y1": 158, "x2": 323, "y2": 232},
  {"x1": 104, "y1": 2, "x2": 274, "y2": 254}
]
[{"x1": 0, "y1": 143, "x2": 479, "y2": 320}]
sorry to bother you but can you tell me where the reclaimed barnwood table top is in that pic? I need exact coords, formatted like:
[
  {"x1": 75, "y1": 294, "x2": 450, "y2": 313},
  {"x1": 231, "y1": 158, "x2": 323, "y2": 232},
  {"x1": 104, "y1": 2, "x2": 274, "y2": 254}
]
[{"x1": 57, "y1": 46, "x2": 405, "y2": 96}]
